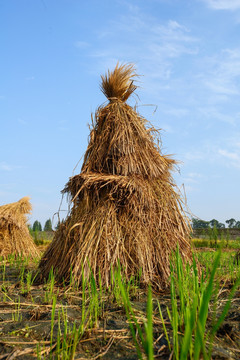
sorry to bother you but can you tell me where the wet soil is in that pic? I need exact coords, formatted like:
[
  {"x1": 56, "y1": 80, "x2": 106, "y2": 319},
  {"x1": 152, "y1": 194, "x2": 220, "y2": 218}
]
[{"x1": 0, "y1": 248, "x2": 239, "y2": 359}]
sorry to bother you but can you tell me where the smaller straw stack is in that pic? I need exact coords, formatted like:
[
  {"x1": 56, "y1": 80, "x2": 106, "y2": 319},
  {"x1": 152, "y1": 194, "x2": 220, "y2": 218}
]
[{"x1": 0, "y1": 197, "x2": 40, "y2": 258}]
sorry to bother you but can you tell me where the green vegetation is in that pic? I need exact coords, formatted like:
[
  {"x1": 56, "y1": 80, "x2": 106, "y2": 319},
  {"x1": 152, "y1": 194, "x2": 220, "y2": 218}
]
[
  {"x1": 192, "y1": 222, "x2": 240, "y2": 250},
  {"x1": 192, "y1": 237, "x2": 240, "y2": 249},
  {"x1": 159, "y1": 248, "x2": 240, "y2": 359},
  {"x1": 0, "y1": 244, "x2": 239, "y2": 359},
  {"x1": 29, "y1": 228, "x2": 54, "y2": 245}
]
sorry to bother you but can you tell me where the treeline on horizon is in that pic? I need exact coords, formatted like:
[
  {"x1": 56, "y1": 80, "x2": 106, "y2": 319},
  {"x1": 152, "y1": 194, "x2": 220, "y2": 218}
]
[
  {"x1": 192, "y1": 218, "x2": 240, "y2": 229},
  {"x1": 31, "y1": 217, "x2": 240, "y2": 232},
  {"x1": 29, "y1": 219, "x2": 59, "y2": 232}
]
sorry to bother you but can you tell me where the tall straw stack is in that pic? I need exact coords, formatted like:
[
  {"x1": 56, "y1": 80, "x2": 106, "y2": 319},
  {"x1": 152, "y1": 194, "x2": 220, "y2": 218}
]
[
  {"x1": 0, "y1": 197, "x2": 40, "y2": 258},
  {"x1": 37, "y1": 63, "x2": 192, "y2": 289}
]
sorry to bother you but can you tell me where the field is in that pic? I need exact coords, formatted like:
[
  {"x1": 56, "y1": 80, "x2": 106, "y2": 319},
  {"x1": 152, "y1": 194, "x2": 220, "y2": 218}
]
[{"x1": 0, "y1": 237, "x2": 240, "y2": 360}]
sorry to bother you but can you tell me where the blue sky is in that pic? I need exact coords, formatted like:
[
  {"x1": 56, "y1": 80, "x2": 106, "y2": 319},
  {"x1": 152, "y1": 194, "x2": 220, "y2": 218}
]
[{"x1": 1, "y1": 0, "x2": 240, "y2": 227}]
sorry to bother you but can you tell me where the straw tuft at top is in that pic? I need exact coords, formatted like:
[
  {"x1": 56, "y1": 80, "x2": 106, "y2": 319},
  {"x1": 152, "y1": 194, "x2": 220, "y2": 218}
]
[{"x1": 100, "y1": 63, "x2": 138, "y2": 101}]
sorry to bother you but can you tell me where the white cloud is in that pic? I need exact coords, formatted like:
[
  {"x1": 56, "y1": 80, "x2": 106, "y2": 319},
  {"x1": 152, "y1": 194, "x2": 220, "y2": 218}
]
[
  {"x1": 176, "y1": 182, "x2": 197, "y2": 197},
  {"x1": 0, "y1": 162, "x2": 13, "y2": 171},
  {"x1": 183, "y1": 185, "x2": 195, "y2": 193},
  {"x1": 219, "y1": 149, "x2": 239, "y2": 160},
  {"x1": 91, "y1": 11, "x2": 199, "y2": 82},
  {"x1": 218, "y1": 148, "x2": 240, "y2": 167},
  {"x1": 197, "y1": 106, "x2": 238, "y2": 125},
  {"x1": 203, "y1": 0, "x2": 240, "y2": 10},
  {"x1": 183, "y1": 177, "x2": 198, "y2": 184},
  {"x1": 17, "y1": 118, "x2": 27, "y2": 125},
  {"x1": 204, "y1": 80, "x2": 239, "y2": 95},
  {"x1": 180, "y1": 173, "x2": 204, "y2": 197},
  {"x1": 164, "y1": 108, "x2": 189, "y2": 117},
  {"x1": 158, "y1": 123, "x2": 173, "y2": 133},
  {"x1": 152, "y1": 20, "x2": 197, "y2": 44},
  {"x1": 188, "y1": 172, "x2": 203, "y2": 179},
  {"x1": 0, "y1": 162, "x2": 22, "y2": 171},
  {"x1": 74, "y1": 41, "x2": 90, "y2": 49},
  {"x1": 58, "y1": 126, "x2": 68, "y2": 132},
  {"x1": 183, "y1": 151, "x2": 206, "y2": 161},
  {"x1": 200, "y1": 49, "x2": 240, "y2": 98}
]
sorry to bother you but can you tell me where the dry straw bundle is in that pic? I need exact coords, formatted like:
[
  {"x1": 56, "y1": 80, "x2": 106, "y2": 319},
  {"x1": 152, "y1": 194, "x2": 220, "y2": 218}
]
[
  {"x1": 37, "y1": 63, "x2": 192, "y2": 289},
  {"x1": 0, "y1": 197, "x2": 40, "y2": 258}
]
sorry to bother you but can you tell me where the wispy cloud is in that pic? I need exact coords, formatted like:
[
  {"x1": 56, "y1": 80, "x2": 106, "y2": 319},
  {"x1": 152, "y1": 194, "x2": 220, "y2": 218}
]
[
  {"x1": 0, "y1": 162, "x2": 22, "y2": 171},
  {"x1": 17, "y1": 118, "x2": 27, "y2": 125},
  {"x1": 197, "y1": 106, "x2": 238, "y2": 125},
  {"x1": 235, "y1": 141, "x2": 240, "y2": 148},
  {"x1": 202, "y1": 0, "x2": 240, "y2": 10},
  {"x1": 218, "y1": 147, "x2": 240, "y2": 168},
  {"x1": 164, "y1": 108, "x2": 189, "y2": 117},
  {"x1": 0, "y1": 162, "x2": 13, "y2": 171},
  {"x1": 25, "y1": 76, "x2": 35, "y2": 81},
  {"x1": 151, "y1": 20, "x2": 198, "y2": 44},
  {"x1": 179, "y1": 172, "x2": 204, "y2": 194},
  {"x1": 158, "y1": 123, "x2": 174, "y2": 133},
  {"x1": 204, "y1": 80, "x2": 239, "y2": 95},
  {"x1": 75, "y1": 2, "x2": 239, "y2": 143},
  {"x1": 74, "y1": 40, "x2": 90, "y2": 49},
  {"x1": 187, "y1": 172, "x2": 204, "y2": 180},
  {"x1": 183, "y1": 151, "x2": 206, "y2": 161},
  {"x1": 182, "y1": 131, "x2": 240, "y2": 170},
  {"x1": 199, "y1": 49, "x2": 240, "y2": 98},
  {"x1": 90, "y1": 8, "x2": 199, "y2": 81},
  {"x1": 219, "y1": 149, "x2": 239, "y2": 160}
]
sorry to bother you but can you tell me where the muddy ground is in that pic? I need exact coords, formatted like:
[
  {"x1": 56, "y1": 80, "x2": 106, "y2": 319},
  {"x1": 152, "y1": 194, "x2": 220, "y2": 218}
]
[{"x1": 0, "y1": 248, "x2": 240, "y2": 359}]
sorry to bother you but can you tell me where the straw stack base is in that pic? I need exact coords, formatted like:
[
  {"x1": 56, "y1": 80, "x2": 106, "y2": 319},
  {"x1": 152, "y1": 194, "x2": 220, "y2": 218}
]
[{"x1": 37, "y1": 176, "x2": 192, "y2": 290}]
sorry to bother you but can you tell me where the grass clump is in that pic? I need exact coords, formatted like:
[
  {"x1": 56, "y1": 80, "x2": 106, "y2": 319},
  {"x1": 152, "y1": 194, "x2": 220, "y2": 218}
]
[{"x1": 158, "y1": 247, "x2": 240, "y2": 360}]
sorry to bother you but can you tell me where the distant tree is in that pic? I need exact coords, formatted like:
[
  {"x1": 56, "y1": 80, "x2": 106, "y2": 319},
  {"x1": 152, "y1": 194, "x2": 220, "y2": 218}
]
[
  {"x1": 44, "y1": 219, "x2": 52, "y2": 232},
  {"x1": 32, "y1": 220, "x2": 42, "y2": 232},
  {"x1": 235, "y1": 221, "x2": 240, "y2": 228},
  {"x1": 32, "y1": 221, "x2": 37, "y2": 231},
  {"x1": 226, "y1": 218, "x2": 236, "y2": 228},
  {"x1": 209, "y1": 219, "x2": 218, "y2": 228},
  {"x1": 191, "y1": 218, "x2": 209, "y2": 229},
  {"x1": 209, "y1": 219, "x2": 225, "y2": 229}
]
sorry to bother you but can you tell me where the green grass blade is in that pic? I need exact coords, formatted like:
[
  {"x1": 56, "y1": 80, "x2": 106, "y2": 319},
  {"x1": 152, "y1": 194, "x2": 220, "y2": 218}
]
[
  {"x1": 157, "y1": 301, "x2": 171, "y2": 351},
  {"x1": 194, "y1": 251, "x2": 221, "y2": 360},
  {"x1": 180, "y1": 293, "x2": 198, "y2": 360},
  {"x1": 145, "y1": 286, "x2": 154, "y2": 360}
]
